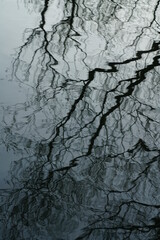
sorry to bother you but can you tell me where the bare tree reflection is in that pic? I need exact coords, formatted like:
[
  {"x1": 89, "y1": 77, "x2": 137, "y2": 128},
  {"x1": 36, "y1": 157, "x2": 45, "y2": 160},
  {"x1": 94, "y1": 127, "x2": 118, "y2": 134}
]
[{"x1": 1, "y1": 0, "x2": 160, "y2": 239}]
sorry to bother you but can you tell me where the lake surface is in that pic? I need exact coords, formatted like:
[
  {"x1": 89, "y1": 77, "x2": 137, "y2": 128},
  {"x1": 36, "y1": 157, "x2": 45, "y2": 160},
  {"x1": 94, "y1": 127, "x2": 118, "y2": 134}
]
[{"x1": 1, "y1": 0, "x2": 160, "y2": 239}]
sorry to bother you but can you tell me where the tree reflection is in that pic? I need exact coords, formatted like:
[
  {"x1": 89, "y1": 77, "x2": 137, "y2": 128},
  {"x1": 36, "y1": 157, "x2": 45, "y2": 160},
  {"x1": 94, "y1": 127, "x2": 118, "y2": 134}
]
[{"x1": 1, "y1": 0, "x2": 160, "y2": 239}]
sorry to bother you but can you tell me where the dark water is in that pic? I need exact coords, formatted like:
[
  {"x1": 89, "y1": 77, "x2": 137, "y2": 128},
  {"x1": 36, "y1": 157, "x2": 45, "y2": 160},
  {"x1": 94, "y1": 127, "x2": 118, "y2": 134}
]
[{"x1": 1, "y1": 0, "x2": 160, "y2": 239}]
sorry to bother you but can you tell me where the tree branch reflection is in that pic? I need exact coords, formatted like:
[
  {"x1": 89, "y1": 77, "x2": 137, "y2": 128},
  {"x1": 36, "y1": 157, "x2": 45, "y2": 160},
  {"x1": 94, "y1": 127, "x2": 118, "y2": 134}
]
[{"x1": 1, "y1": 0, "x2": 160, "y2": 239}]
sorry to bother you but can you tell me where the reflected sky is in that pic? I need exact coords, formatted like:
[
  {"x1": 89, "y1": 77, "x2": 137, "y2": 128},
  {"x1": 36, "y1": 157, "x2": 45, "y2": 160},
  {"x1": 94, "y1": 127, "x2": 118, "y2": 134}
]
[
  {"x1": 1, "y1": 0, "x2": 160, "y2": 239},
  {"x1": 0, "y1": 0, "x2": 39, "y2": 188}
]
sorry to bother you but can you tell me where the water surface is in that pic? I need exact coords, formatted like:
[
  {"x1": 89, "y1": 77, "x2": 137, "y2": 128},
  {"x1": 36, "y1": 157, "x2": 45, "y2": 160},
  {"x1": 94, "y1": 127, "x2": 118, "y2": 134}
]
[{"x1": 1, "y1": 0, "x2": 160, "y2": 239}]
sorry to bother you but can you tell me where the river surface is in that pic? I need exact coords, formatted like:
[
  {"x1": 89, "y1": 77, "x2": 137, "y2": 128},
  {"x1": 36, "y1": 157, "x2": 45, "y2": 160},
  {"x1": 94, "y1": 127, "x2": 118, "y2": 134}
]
[{"x1": 1, "y1": 0, "x2": 160, "y2": 239}]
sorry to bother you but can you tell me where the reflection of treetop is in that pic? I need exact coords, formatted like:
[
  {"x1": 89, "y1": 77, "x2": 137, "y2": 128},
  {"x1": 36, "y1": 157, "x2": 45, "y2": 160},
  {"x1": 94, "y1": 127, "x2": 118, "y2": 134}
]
[{"x1": 1, "y1": 0, "x2": 160, "y2": 239}]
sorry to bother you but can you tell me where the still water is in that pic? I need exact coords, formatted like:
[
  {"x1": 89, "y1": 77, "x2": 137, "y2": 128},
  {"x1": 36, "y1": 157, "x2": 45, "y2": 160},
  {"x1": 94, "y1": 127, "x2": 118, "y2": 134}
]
[{"x1": 1, "y1": 0, "x2": 160, "y2": 239}]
